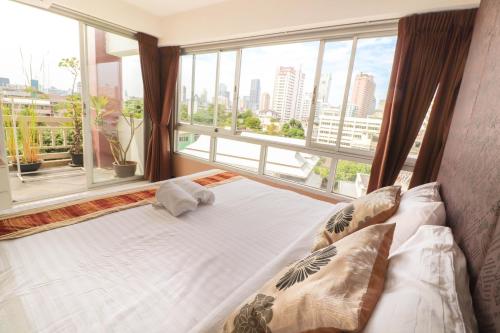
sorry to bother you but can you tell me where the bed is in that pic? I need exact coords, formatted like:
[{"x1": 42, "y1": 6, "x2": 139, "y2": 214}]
[{"x1": 0, "y1": 170, "x2": 477, "y2": 332}]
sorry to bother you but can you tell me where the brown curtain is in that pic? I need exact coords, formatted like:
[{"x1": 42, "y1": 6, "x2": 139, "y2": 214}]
[
  {"x1": 409, "y1": 11, "x2": 476, "y2": 187},
  {"x1": 367, "y1": 9, "x2": 477, "y2": 193},
  {"x1": 137, "y1": 32, "x2": 180, "y2": 181}
]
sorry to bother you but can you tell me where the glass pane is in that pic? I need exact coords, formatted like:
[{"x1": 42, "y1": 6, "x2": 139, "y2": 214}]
[
  {"x1": 265, "y1": 147, "x2": 331, "y2": 190},
  {"x1": 87, "y1": 27, "x2": 144, "y2": 183},
  {"x1": 216, "y1": 51, "x2": 236, "y2": 129},
  {"x1": 395, "y1": 169, "x2": 412, "y2": 192},
  {"x1": 333, "y1": 160, "x2": 372, "y2": 198},
  {"x1": 179, "y1": 55, "x2": 193, "y2": 123},
  {"x1": 215, "y1": 138, "x2": 260, "y2": 172},
  {"x1": 313, "y1": 40, "x2": 353, "y2": 146},
  {"x1": 341, "y1": 36, "x2": 397, "y2": 152},
  {"x1": 193, "y1": 53, "x2": 217, "y2": 126},
  {"x1": 177, "y1": 131, "x2": 210, "y2": 160},
  {"x1": 0, "y1": 0, "x2": 85, "y2": 202},
  {"x1": 237, "y1": 41, "x2": 320, "y2": 146}
]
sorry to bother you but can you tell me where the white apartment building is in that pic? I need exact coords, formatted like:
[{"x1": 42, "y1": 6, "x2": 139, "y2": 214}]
[
  {"x1": 316, "y1": 106, "x2": 382, "y2": 151},
  {"x1": 272, "y1": 66, "x2": 304, "y2": 123}
]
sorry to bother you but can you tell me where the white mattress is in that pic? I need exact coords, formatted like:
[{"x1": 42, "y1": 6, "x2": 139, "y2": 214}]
[{"x1": 0, "y1": 173, "x2": 341, "y2": 332}]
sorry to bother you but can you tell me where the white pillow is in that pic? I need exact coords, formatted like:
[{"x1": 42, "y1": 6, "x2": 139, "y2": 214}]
[
  {"x1": 385, "y1": 182, "x2": 446, "y2": 253},
  {"x1": 402, "y1": 181, "x2": 442, "y2": 202},
  {"x1": 364, "y1": 225, "x2": 477, "y2": 333}
]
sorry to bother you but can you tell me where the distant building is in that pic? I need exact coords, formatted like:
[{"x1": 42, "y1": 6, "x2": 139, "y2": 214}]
[
  {"x1": 31, "y1": 79, "x2": 39, "y2": 91},
  {"x1": 272, "y1": 66, "x2": 305, "y2": 123},
  {"x1": 0, "y1": 77, "x2": 9, "y2": 87},
  {"x1": 316, "y1": 106, "x2": 382, "y2": 150},
  {"x1": 350, "y1": 73, "x2": 376, "y2": 117},
  {"x1": 259, "y1": 92, "x2": 270, "y2": 111},
  {"x1": 249, "y1": 79, "x2": 260, "y2": 111},
  {"x1": 318, "y1": 73, "x2": 332, "y2": 104},
  {"x1": 257, "y1": 109, "x2": 280, "y2": 127}
]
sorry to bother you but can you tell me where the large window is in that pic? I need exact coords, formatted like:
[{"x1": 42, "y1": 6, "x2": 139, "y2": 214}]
[
  {"x1": 176, "y1": 26, "x2": 425, "y2": 199},
  {"x1": 0, "y1": 0, "x2": 145, "y2": 205}
]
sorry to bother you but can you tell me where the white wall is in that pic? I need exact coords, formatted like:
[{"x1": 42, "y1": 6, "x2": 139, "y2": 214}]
[
  {"x1": 51, "y1": 0, "x2": 162, "y2": 38},
  {"x1": 158, "y1": 0, "x2": 480, "y2": 45}
]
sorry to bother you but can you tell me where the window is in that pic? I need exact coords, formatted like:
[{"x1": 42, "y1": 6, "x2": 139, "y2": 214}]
[
  {"x1": 178, "y1": 55, "x2": 193, "y2": 123},
  {"x1": 333, "y1": 160, "x2": 371, "y2": 198},
  {"x1": 174, "y1": 25, "x2": 426, "y2": 199},
  {"x1": 215, "y1": 138, "x2": 260, "y2": 172},
  {"x1": 237, "y1": 42, "x2": 319, "y2": 145},
  {"x1": 265, "y1": 147, "x2": 331, "y2": 190},
  {"x1": 0, "y1": 0, "x2": 147, "y2": 205},
  {"x1": 176, "y1": 131, "x2": 210, "y2": 160}
]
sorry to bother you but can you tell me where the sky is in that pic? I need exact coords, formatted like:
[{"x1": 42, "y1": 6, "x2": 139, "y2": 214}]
[
  {"x1": 181, "y1": 36, "x2": 397, "y2": 109},
  {"x1": 0, "y1": 0, "x2": 143, "y2": 98}
]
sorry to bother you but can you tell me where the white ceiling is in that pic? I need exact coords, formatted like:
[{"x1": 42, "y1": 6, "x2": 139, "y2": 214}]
[{"x1": 121, "y1": 0, "x2": 231, "y2": 17}]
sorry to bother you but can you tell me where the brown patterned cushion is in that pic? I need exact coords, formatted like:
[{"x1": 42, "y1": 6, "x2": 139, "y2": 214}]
[
  {"x1": 312, "y1": 185, "x2": 401, "y2": 252},
  {"x1": 222, "y1": 223, "x2": 395, "y2": 333}
]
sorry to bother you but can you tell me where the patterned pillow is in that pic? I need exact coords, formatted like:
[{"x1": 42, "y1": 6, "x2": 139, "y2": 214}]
[
  {"x1": 222, "y1": 223, "x2": 395, "y2": 333},
  {"x1": 311, "y1": 185, "x2": 401, "y2": 252}
]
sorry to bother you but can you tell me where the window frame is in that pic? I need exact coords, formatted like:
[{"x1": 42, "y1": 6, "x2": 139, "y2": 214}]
[{"x1": 175, "y1": 21, "x2": 417, "y2": 200}]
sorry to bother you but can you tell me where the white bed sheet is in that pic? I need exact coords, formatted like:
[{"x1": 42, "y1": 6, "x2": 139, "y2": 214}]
[{"x1": 0, "y1": 174, "x2": 341, "y2": 333}]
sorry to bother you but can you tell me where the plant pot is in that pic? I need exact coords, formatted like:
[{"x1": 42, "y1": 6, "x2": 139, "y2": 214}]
[
  {"x1": 70, "y1": 152, "x2": 84, "y2": 166},
  {"x1": 19, "y1": 161, "x2": 42, "y2": 173},
  {"x1": 113, "y1": 161, "x2": 137, "y2": 178}
]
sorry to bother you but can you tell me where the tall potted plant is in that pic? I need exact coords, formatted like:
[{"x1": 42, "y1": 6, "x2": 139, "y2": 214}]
[
  {"x1": 18, "y1": 107, "x2": 41, "y2": 173},
  {"x1": 58, "y1": 57, "x2": 83, "y2": 166},
  {"x1": 92, "y1": 96, "x2": 143, "y2": 178}
]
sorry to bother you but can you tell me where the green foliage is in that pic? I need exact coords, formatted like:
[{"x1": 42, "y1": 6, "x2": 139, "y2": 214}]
[
  {"x1": 244, "y1": 116, "x2": 261, "y2": 130},
  {"x1": 124, "y1": 98, "x2": 144, "y2": 119},
  {"x1": 58, "y1": 57, "x2": 80, "y2": 94},
  {"x1": 281, "y1": 119, "x2": 305, "y2": 138},
  {"x1": 265, "y1": 122, "x2": 279, "y2": 135},
  {"x1": 335, "y1": 160, "x2": 371, "y2": 183}
]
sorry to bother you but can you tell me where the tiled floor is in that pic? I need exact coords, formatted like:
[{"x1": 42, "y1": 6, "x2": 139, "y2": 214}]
[{"x1": 9, "y1": 166, "x2": 115, "y2": 203}]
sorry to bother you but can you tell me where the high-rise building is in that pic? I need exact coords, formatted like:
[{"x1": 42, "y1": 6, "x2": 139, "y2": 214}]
[
  {"x1": 318, "y1": 73, "x2": 332, "y2": 104},
  {"x1": 272, "y1": 66, "x2": 305, "y2": 123},
  {"x1": 0, "y1": 77, "x2": 9, "y2": 87},
  {"x1": 249, "y1": 79, "x2": 260, "y2": 111},
  {"x1": 260, "y1": 92, "x2": 270, "y2": 110},
  {"x1": 350, "y1": 73, "x2": 376, "y2": 117}
]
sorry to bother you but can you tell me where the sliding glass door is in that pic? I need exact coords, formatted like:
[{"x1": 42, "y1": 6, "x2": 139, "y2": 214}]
[
  {"x1": 0, "y1": 0, "x2": 146, "y2": 206},
  {"x1": 81, "y1": 24, "x2": 145, "y2": 187}
]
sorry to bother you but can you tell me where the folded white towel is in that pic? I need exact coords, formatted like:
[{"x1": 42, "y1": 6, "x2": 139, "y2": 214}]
[
  {"x1": 154, "y1": 182, "x2": 198, "y2": 216},
  {"x1": 176, "y1": 180, "x2": 215, "y2": 205}
]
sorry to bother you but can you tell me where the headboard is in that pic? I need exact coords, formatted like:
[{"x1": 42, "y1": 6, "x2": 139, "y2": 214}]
[{"x1": 436, "y1": 0, "x2": 500, "y2": 331}]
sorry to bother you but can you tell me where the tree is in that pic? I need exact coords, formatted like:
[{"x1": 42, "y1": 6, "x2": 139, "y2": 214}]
[
  {"x1": 244, "y1": 116, "x2": 261, "y2": 130},
  {"x1": 281, "y1": 119, "x2": 305, "y2": 138},
  {"x1": 334, "y1": 160, "x2": 371, "y2": 188},
  {"x1": 265, "y1": 122, "x2": 279, "y2": 135},
  {"x1": 58, "y1": 57, "x2": 83, "y2": 156}
]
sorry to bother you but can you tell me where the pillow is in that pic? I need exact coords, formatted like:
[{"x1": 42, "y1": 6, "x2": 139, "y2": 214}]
[
  {"x1": 223, "y1": 223, "x2": 395, "y2": 333},
  {"x1": 402, "y1": 181, "x2": 441, "y2": 202},
  {"x1": 385, "y1": 182, "x2": 446, "y2": 253},
  {"x1": 312, "y1": 185, "x2": 401, "y2": 251},
  {"x1": 364, "y1": 225, "x2": 477, "y2": 333}
]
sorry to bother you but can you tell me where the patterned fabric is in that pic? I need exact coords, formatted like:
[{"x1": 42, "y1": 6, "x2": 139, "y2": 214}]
[
  {"x1": 193, "y1": 171, "x2": 242, "y2": 187},
  {"x1": 223, "y1": 224, "x2": 395, "y2": 333},
  {"x1": 0, "y1": 171, "x2": 242, "y2": 240},
  {"x1": 312, "y1": 185, "x2": 401, "y2": 252}
]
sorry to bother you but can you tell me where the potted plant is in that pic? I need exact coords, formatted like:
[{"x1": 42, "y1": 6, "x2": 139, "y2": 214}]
[
  {"x1": 58, "y1": 57, "x2": 83, "y2": 166},
  {"x1": 18, "y1": 108, "x2": 41, "y2": 173},
  {"x1": 92, "y1": 96, "x2": 144, "y2": 178},
  {"x1": 67, "y1": 95, "x2": 83, "y2": 166}
]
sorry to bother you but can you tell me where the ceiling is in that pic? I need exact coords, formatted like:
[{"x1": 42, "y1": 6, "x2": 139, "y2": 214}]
[{"x1": 121, "y1": 0, "x2": 231, "y2": 17}]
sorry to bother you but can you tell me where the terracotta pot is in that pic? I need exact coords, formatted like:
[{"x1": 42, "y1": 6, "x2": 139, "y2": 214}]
[{"x1": 113, "y1": 161, "x2": 137, "y2": 178}]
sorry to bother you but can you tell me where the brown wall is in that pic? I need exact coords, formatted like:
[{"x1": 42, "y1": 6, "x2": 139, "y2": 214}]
[
  {"x1": 173, "y1": 154, "x2": 340, "y2": 204},
  {"x1": 436, "y1": 0, "x2": 500, "y2": 331}
]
